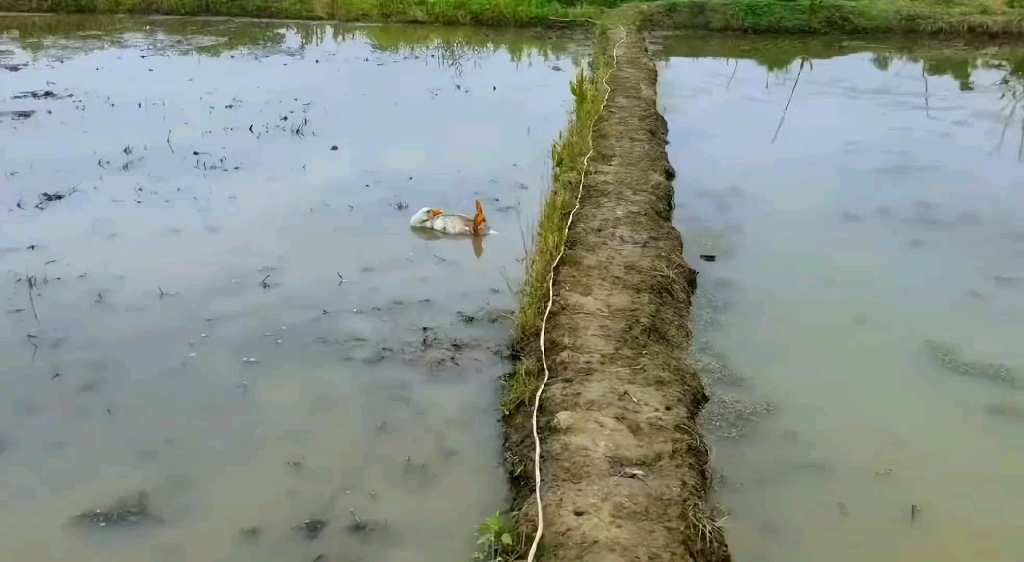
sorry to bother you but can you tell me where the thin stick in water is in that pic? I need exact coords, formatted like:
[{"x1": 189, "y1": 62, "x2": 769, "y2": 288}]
[
  {"x1": 772, "y1": 57, "x2": 808, "y2": 144},
  {"x1": 26, "y1": 274, "x2": 39, "y2": 322}
]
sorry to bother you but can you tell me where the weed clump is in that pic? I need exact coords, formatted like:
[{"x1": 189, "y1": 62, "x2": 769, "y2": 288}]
[
  {"x1": 474, "y1": 512, "x2": 520, "y2": 562},
  {"x1": 512, "y1": 44, "x2": 611, "y2": 353}
]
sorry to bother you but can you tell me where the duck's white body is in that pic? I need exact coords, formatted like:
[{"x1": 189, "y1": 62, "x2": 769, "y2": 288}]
[{"x1": 409, "y1": 200, "x2": 489, "y2": 236}]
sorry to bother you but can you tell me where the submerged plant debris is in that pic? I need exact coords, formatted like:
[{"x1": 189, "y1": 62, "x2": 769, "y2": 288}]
[
  {"x1": 923, "y1": 340, "x2": 1022, "y2": 388},
  {"x1": 0, "y1": 109, "x2": 35, "y2": 121},
  {"x1": 70, "y1": 491, "x2": 161, "y2": 528},
  {"x1": 11, "y1": 89, "x2": 72, "y2": 100},
  {"x1": 292, "y1": 518, "x2": 328, "y2": 541}
]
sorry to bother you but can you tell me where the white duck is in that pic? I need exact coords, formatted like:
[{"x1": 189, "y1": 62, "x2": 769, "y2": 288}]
[{"x1": 409, "y1": 200, "x2": 489, "y2": 236}]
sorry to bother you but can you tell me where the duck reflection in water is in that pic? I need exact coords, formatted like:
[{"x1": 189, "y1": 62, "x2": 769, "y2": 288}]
[{"x1": 410, "y1": 226, "x2": 487, "y2": 258}]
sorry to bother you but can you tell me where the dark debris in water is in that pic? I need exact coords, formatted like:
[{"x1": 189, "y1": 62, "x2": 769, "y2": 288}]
[
  {"x1": 992, "y1": 275, "x2": 1023, "y2": 290},
  {"x1": 12, "y1": 89, "x2": 72, "y2": 100},
  {"x1": 0, "y1": 110, "x2": 35, "y2": 121},
  {"x1": 292, "y1": 518, "x2": 328, "y2": 541},
  {"x1": 455, "y1": 307, "x2": 511, "y2": 325},
  {"x1": 345, "y1": 509, "x2": 389, "y2": 539},
  {"x1": 71, "y1": 491, "x2": 162, "y2": 528},
  {"x1": 922, "y1": 340, "x2": 1022, "y2": 389},
  {"x1": 32, "y1": 185, "x2": 80, "y2": 211},
  {"x1": 239, "y1": 525, "x2": 263, "y2": 541}
]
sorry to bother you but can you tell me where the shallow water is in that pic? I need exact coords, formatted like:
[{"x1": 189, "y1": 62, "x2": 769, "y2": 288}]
[
  {"x1": 654, "y1": 34, "x2": 1024, "y2": 561},
  {"x1": 0, "y1": 16, "x2": 583, "y2": 561}
]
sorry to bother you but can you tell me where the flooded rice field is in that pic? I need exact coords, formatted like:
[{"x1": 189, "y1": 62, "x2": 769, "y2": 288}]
[
  {"x1": 0, "y1": 16, "x2": 584, "y2": 561},
  {"x1": 654, "y1": 34, "x2": 1024, "y2": 561}
]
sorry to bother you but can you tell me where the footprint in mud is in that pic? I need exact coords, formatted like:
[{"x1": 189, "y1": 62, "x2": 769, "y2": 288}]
[
  {"x1": 840, "y1": 210, "x2": 864, "y2": 224},
  {"x1": 985, "y1": 401, "x2": 1024, "y2": 424},
  {"x1": 0, "y1": 433, "x2": 14, "y2": 459},
  {"x1": 903, "y1": 211, "x2": 957, "y2": 232},
  {"x1": 12, "y1": 397, "x2": 46, "y2": 419},
  {"x1": 134, "y1": 449, "x2": 160, "y2": 462},
  {"x1": 955, "y1": 211, "x2": 982, "y2": 226},
  {"x1": 922, "y1": 340, "x2": 1022, "y2": 389},
  {"x1": 992, "y1": 275, "x2": 1024, "y2": 290},
  {"x1": 1001, "y1": 231, "x2": 1024, "y2": 244},
  {"x1": 76, "y1": 378, "x2": 108, "y2": 394},
  {"x1": 344, "y1": 509, "x2": 392, "y2": 543}
]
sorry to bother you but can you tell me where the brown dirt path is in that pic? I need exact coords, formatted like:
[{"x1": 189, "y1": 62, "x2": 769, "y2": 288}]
[{"x1": 507, "y1": 21, "x2": 732, "y2": 562}]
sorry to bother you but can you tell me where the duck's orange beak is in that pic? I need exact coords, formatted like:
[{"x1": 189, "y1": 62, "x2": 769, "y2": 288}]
[{"x1": 429, "y1": 209, "x2": 444, "y2": 219}]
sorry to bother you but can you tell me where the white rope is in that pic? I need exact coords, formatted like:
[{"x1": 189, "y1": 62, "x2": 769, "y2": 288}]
[{"x1": 525, "y1": 26, "x2": 627, "y2": 562}]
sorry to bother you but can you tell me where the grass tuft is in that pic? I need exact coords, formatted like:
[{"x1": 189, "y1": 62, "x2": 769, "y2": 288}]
[
  {"x1": 474, "y1": 511, "x2": 521, "y2": 562},
  {"x1": 511, "y1": 38, "x2": 610, "y2": 354}
]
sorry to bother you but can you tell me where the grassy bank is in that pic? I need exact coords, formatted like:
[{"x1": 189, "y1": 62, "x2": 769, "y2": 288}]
[
  {"x1": 0, "y1": 0, "x2": 601, "y2": 25},
  {"x1": 3, "y1": 0, "x2": 1024, "y2": 33},
  {"x1": 502, "y1": 29, "x2": 610, "y2": 415},
  {"x1": 490, "y1": 24, "x2": 614, "y2": 561},
  {"x1": 638, "y1": 0, "x2": 1024, "y2": 35}
]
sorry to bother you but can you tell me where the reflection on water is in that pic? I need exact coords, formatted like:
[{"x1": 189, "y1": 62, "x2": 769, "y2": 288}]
[
  {"x1": 655, "y1": 33, "x2": 1024, "y2": 562},
  {"x1": 0, "y1": 15, "x2": 583, "y2": 561}
]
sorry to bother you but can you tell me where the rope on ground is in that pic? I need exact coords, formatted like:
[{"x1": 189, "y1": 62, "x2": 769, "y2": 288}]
[{"x1": 525, "y1": 25, "x2": 628, "y2": 562}]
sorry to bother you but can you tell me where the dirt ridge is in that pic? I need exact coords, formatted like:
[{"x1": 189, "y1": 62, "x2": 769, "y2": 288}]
[{"x1": 507, "y1": 21, "x2": 731, "y2": 562}]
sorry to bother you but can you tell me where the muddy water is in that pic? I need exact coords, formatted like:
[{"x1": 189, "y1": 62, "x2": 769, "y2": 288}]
[
  {"x1": 654, "y1": 34, "x2": 1024, "y2": 561},
  {"x1": 0, "y1": 16, "x2": 583, "y2": 561}
]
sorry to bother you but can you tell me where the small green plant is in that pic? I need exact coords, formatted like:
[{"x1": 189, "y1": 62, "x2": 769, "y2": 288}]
[{"x1": 474, "y1": 512, "x2": 518, "y2": 561}]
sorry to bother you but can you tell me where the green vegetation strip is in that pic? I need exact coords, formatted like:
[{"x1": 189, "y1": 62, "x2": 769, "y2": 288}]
[
  {"x1": 4, "y1": 1, "x2": 1024, "y2": 34},
  {"x1": 636, "y1": 0, "x2": 1024, "y2": 35},
  {"x1": 0, "y1": 0, "x2": 600, "y2": 25}
]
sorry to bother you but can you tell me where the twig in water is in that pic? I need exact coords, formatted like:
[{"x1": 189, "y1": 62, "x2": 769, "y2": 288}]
[
  {"x1": 27, "y1": 333, "x2": 39, "y2": 361},
  {"x1": 772, "y1": 57, "x2": 810, "y2": 144},
  {"x1": 337, "y1": 272, "x2": 345, "y2": 286},
  {"x1": 260, "y1": 275, "x2": 271, "y2": 289},
  {"x1": 922, "y1": 65, "x2": 932, "y2": 119},
  {"x1": 992, "y1": 96, "x2": 1020, "y2": 156},
  {"x1": 726, "y1": 59, "x2": 739, "y2": 90},
  {"x1": 166, "y1": 129, "x2": 175, "y2": 154},
  {"x1": 1018, "y1": 114, "x2": 1024, "y2": 163},
  {"x1": 26, "y1": 274, "x2": 39, "y2": 322},
  {"x1": 513, "y1": 196, "x2": 529, "y2": 257},
  {"x1": 433, "y1": 254, "x2": 447, "y2": 263}
]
